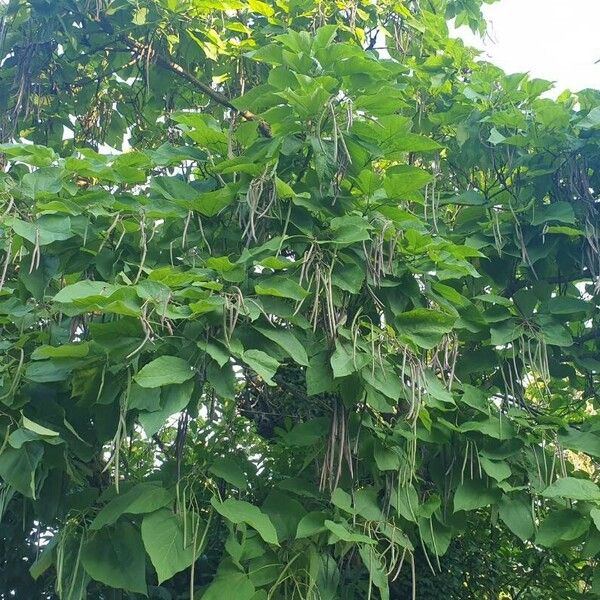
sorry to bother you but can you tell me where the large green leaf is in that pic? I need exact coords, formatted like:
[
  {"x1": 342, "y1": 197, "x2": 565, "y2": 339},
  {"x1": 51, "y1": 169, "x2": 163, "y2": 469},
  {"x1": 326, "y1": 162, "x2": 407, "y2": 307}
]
[
  {"x1": 81, "y1": 522, "x2": 147, "y2": 594},
  {"x1": 151, "y1": 175, "x2": 200, "y2": 202},
  {"x1": 542, "y1": 477, "x2": 600, "y2": 502},
  {"x1": 531, "y1": 202, "x2": 575, "y2": 225},
  {"x1": 0, "y1": 143, "x2": 57, "y2": 166},
  {"x1": 278, "y1": 417, "x2": 330, "y2": 446},
  {"x1": 142, "y1": 509, "x2": 197, "y2": 584},
  {"x1": 384, "y1": 165, "x2": 432, "y2": 197},
  {"x1": 479, "y1": 456, "x2": 511, "y2": 481},
  {"x1": 128, "y1": 383, "x2": 162, "y2": 412},
  {"x1": 324, "y1": 520, "x2": 375, "y2": 545},
  {"x1": 254, "y1": 325, "x2": 309, "y2": 366},
  {"x1": 454, "y1": 479, "x2": 500, "y2": 512},
  {"x1": 191, "y1": 185, "x2": 238, "y2": 217},
  {"x1": 138, "y1": 380, "x2": 194, "y2": 436},
  {"x1": 53, "y1": 281, "x2": 119, "y2": 303},
  {"x1": 361, "y1": 364, "x2": 403, "y2": 400},
  {"x1": 498, "y1": 494, "x2": 534, "y2": 541},
  {"x1": 20, "y1": 167, "x2": 64, "y2": 198},
  {"x1": 31, "y1": 343, "x2": 90, "y2": 360},
  {"x1": 459, "y1": 384, "x2": 490, "y2": 413},
  {"x1": 255, "y1": 276, "x2": 309, "y2": 301},
  {"x1": 559, "y1": 427, "x2": 600, "y2": 458},
  {"x1": 296, "y1": 511, "x2": 329, "y2": 538},
  {"x1": 11, "y1": 215, "x2": 72, "y2": 245},
  {"x1": 306, "y1": 352, "x2": 335, "y2": 395},
  {"x1": 330, "y1": 342, "x2": 369, "y2": 378},
  {"x1": 211, "y1": 497, "x2": 279, "y2": 545},
  {"x1": 134, "y1": 356, "x2": 195, "y2": 388},
  {"x1": 395, "y1": 309, "x2": 456, "y2": 349},
  {"x1": 460, "y1": 416, "x2": 516, "y2": 440},
  {"x1": 0, "y1": 443, "x2": 43, "y2": 498},
  {"x1": 209, "y1": 457, "x2": 248, "y2": 489},
  {"x1": 241, "y1": 349, "x2": 280, "y2": 385},
  {"x1": 90, "y1": 482, "x2": 173, "y2": 530},
  {"x1": 418, "y1": 516, "x2": 452, "y2": 557},
  {"x1": 262, "y1": 491, "x2": 306, "y2": 542},
  {"x1": 201, "y1": 569, "x2": 256, "y2": 600},
  {"x1": 329, "y1": 215, "x2": 371, "y2": 245},
  {"x1": 536, "y1": 510, "x2": 590, "y2": 547}
]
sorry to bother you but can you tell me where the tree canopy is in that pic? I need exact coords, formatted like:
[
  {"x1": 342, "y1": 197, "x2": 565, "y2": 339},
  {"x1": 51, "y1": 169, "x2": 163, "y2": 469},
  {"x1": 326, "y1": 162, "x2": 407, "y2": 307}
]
[{"x1": 1, "y1": 0, "x2": 600, "y2": 598}]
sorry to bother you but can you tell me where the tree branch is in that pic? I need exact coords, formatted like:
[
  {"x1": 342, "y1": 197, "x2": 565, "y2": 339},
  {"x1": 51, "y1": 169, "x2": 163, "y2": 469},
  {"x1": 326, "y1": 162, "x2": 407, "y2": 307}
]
[{"x1": 98, "y1": 17, "x2": 271, "y2": 137}]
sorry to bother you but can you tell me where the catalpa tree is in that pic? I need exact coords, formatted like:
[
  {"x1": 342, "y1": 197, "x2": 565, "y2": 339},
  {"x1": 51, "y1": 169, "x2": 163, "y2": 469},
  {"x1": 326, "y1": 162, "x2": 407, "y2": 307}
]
[{"x1": 1, "y1": 0, "x2": 600, "y2": 598}]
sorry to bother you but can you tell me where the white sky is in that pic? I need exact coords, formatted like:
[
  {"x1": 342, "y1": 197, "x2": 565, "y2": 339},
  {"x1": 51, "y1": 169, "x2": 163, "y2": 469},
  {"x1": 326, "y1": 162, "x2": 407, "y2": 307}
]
[{"x1": 455, "y1": 0, "x2": 600, "y2": 95}]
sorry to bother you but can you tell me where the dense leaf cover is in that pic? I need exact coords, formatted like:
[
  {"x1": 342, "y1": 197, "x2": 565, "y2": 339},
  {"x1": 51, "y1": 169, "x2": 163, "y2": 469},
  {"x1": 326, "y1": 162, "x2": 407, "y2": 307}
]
[{"x1": 1, "y1": 0, "x2": 600, "y2": 598}]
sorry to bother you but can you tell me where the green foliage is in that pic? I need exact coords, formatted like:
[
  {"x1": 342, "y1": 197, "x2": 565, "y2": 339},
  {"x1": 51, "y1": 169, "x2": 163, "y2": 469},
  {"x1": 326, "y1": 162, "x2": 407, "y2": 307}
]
[{"x1": 0, "y1": 0, "x2": 600, "y2": 598}]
